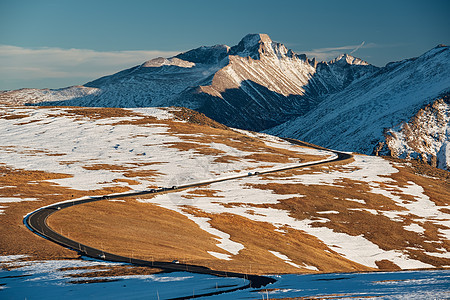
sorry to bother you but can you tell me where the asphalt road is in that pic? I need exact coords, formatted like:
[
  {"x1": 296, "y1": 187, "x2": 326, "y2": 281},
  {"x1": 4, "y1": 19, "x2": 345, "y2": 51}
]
[{"x1": 24, "y1": 138, "x2": 353, "y2": 299}]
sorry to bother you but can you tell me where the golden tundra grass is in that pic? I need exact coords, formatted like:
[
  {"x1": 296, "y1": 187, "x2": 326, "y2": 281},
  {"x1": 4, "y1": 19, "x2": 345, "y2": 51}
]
[
  {"x1": 61, "y1": 265, "x2": 160, "y2": 278},
  {"x1": 48, "y1": 197, "x2": 372, "y2": 275},
  {"x1": 0, "y1": 164, "x2": 130, "y2": 260},
  {"x1": 30, "y1": 106, "x2": 327, "y2": 164},
  {"x1": 0, "y1": 163, "x2": 164, "y2": 276},
  {"x1": 48, "y1": 199, "x2": 232, "y2": 268},
  {"x1": 0, "y1": 106, "x2": 322, "y2": 262}
]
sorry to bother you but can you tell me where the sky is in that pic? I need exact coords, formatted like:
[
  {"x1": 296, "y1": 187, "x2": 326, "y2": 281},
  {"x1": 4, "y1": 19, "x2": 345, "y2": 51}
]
[{"x1": 1, "y1": 0, "x2": 449, "y2": 90}]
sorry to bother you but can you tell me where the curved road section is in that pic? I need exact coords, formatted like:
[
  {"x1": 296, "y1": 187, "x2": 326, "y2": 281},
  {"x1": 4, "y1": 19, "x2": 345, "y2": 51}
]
[{"x1": 25, "y1": 138, "x2": 352, "y2": 299}]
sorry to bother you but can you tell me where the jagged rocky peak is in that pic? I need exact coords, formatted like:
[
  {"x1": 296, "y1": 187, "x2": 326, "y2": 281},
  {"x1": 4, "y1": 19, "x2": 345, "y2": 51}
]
[
  {"x1": 175, "y1": 44, "x2": 230, "y2": 65},
  {"x1": 329, "y1": 53, "x2": 370, "y2": 66},
  {"x1": 229, "y1": 33, "x2": 292, "y2": 60},
  {"x1": 241, "y1": 33, "x2": 273, "y2": 47}
]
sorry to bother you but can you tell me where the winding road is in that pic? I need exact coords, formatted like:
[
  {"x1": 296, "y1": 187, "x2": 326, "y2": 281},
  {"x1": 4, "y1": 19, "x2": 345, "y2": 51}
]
[{"x1": 24, "y1": 138, "x2": 352, "y2": 299}]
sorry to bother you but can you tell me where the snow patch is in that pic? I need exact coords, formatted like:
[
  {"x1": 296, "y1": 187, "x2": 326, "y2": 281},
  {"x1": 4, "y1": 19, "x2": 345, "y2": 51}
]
[
  {"x1": 207, "y1": 251, "x2": 232, "y2": 261},
  {"x1": 268, "y1": 250, "x2": 302, "y2": 269}
]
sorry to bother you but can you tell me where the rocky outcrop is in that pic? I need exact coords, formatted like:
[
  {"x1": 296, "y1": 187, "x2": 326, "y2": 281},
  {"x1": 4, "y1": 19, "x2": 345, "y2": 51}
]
[{"x1": 378, "y1": 94, "x2": 450, "y2": 170}]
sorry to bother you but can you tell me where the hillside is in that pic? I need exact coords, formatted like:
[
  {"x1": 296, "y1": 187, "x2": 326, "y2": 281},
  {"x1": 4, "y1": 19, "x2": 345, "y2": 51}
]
[{"x1": 1, "y1": 106, "x2": 448, "y2": 278}]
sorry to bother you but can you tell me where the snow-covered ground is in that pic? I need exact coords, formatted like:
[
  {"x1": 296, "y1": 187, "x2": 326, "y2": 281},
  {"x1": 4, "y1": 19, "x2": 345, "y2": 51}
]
[
  {"x1": 1, "y1": 106, "x2": 448, "y2": 268},
  {"x1": 224, "y1": 269, "x2": 450, "y2": 299},
  {"x1": 1, "y1": 256, "x2": 448, "y2": 299},
  {"x1": 0, "y1": 106, "x2": 327, "y2": 193}
]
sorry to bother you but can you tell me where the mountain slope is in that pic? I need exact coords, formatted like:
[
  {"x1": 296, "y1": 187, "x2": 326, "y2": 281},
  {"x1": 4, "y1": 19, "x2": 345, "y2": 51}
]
[{"x1": 267, "y1": 45, "x2": 450, "y2": 169}]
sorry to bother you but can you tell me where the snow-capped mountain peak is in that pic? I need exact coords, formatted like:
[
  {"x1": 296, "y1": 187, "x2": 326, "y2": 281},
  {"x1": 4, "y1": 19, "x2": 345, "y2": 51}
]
[
  {"x1": 228, "y1": 33, "x2": 270, "y2": 59},
  {"x1": 243, "y1": 33, "x2": 272, "y2": 45},
  {"x1": 329, "y1": 53, "x2": 370, "y2": 66},
  {"x1": 228, "y1": 33, "x2": 291, "y2": 60}
]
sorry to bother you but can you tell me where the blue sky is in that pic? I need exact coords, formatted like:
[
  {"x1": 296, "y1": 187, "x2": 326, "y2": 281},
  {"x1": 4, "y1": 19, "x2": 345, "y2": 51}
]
[{"x1": 1, "y1": 0, "x2": 449, "y2": 90}]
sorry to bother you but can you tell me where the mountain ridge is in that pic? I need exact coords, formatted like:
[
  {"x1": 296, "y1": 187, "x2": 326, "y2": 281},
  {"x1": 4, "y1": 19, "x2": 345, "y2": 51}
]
[
  {"x1": 1, "y1": 33, "x2": 378, "y2": 131},
  {"x1": 266, "y1": 44, "x2": 450, "y2": 169},
  {"x1": 0, "y1": 34, "x2": 448, "y2": 169}
]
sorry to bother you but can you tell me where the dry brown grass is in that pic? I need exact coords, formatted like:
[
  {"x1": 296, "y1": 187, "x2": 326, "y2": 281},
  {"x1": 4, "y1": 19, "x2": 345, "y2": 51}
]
[
  {"x1": 183, "y1": 189, "x2": 224, "y2": 199},
  {"x1": 82, "y1": 164, "x2": 128, "y2": 171},
  {"x1": 375, "y1": 260, "x2": 402, "y2": 271},
  {"x1": 47, "y1": 196, "x2": 372, "y2": 275},
  {"x1": 213, "y1": 155, "x2": 241, "y2": 163},
  {"x1": 122, "y1": 169, "x2": 164, "y2": 178},
  {"x1": 169, "y1": 107, "x2": 229, "y2": 130},
  {"x1": 2, "y1": 114, "x2": 30, "y2": 120},
  {"x1": 61, "y1": 265, "x2": 162, "y2": 278},
  {"x1": 0, "y1": 164, "x2": 131, "y2": 261},
  {"x1": 48, "y1": 199, "x2": 232, "y2": 266},
  {"x1": 164, "y1": 141, "x2": 226, "y2": 157},
  {"x1": 4, "y1": 106, "x2": 327, "y2": 167},
  {"x1": 184, "y1": 208, "x2": 373, "y2": 274},
  {"x1": 115, "y1": 106, "x2": 328, "y2": 165},
  {"x1": 0, "y1": 161, "x2": 164, "y2": 276},
  {"x1": 112, "y1": 178, "x2": 141, "y2": 185},
  {"x1": 0, "y1": 146, "x2": 67, "y2": 158},
  {"x1": 7, "y1": 106, "x2": 328, "y2": 168},
  {"x1": 0, "y1": 165, "x2": 86, "y2": 260},
  {"x1": 46, "y1": 107, "x2": 142, "y2": 120},
  {"x1": 7, "y1": 106, "x2": 425, "y2": 277},
  {"x1": 243, "y1": 153, "x2": 291, "y2": 163},
  {"x1": 13, "y1": 119, "x2": 41, "y2": 126}
]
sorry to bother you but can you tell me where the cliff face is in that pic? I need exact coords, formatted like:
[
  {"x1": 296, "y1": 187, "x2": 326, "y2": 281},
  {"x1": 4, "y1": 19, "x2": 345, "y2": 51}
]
[{"x1": 376, "y1": 94, "x2": 450, "y2": 170}]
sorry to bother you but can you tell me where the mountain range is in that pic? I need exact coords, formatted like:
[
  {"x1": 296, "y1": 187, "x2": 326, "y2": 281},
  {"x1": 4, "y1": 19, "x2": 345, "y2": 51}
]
[{"x1": 1, "y1": 34, "x2": 449, "y2": 170}]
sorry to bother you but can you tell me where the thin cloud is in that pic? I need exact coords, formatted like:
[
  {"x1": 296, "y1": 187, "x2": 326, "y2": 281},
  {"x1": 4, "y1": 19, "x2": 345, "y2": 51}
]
[
  {"x1": 350, "y1": 41, "x2": 365, "y2": 54},
  {"x1": 299, "y1": 42, "x2": 376, "y2": 62},
  {"x1": 0, "y1": 45, "x2": 180, "y2": 89}
]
